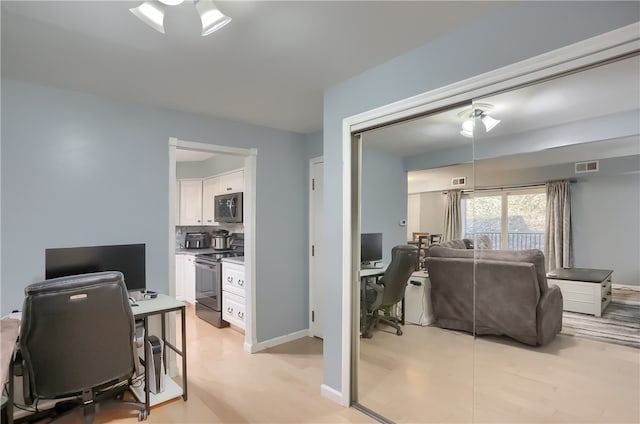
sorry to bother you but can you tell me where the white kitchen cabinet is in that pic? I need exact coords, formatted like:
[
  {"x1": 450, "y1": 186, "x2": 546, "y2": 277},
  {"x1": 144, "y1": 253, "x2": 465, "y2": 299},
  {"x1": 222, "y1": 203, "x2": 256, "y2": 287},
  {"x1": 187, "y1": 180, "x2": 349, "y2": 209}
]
[
  {"x1": 175, "y1": 254, "x2": 185, "y2": 300},
  {"x1": 176, "y1": 253, "x2": 196, "y2": 305},
  {"x1": 179, "y1": 180, "x2": 203, "y2": 226},
  {"x1": 222, "y1": 261, "x2": 245, "y2": 330},
  {"x1": 183, "y1": 254, "x2": 196, "y2": 305},
  {"x1": 222, "y1": 291, "x2": 245, "y2": 329},
  {"x1": 218, "y1": 170, "x2": 244, "y2": 194},
  {"x1": 202, "y1": 177, "x2": 219, "y2": 225}
]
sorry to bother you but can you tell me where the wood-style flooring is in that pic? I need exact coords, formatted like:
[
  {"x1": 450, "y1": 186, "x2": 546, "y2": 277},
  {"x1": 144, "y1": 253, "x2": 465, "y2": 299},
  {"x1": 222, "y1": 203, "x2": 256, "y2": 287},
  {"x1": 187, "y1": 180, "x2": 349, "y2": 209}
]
[
  {"x1": 46, "y1": 305, "x2": 372, "y2": 424},
  {"x1": 358, "y1": 323, "x2": 640, "y2": 423},
  {"x1": 28, "y1": 304, "x2": 640, "y2": 423}
]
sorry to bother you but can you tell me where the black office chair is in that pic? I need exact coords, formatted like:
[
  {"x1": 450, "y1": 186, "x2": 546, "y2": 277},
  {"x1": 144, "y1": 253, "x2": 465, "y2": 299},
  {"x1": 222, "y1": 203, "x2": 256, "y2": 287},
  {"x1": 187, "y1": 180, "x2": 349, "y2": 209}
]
[
  {"x1": 362, "y1": 245, "x2": 418, "y2": 338},
  {"x1": 19, "y1": 271, "x2": 147, "y2": 423}
]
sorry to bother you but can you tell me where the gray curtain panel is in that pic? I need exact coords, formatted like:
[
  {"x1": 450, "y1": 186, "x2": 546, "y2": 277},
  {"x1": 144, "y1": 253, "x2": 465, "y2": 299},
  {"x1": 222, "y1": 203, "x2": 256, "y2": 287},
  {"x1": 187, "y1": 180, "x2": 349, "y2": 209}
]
[
  {"x1": 545, "y1": 180, "x2": 573, "y2": 271},
  {"x1": 443, "y1": 190, "x2": 462, "y2": 242}
]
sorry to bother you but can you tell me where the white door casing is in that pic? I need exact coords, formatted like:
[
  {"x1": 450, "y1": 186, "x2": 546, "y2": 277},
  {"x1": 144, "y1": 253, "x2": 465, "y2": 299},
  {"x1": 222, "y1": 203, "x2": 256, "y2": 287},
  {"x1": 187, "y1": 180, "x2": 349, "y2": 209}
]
[
  {"x1": 407, "y1": 194, "x2": 420, "y2": 240},
  {"x1": 309, "y1": 157, "x2": 324, "y2": 338}
]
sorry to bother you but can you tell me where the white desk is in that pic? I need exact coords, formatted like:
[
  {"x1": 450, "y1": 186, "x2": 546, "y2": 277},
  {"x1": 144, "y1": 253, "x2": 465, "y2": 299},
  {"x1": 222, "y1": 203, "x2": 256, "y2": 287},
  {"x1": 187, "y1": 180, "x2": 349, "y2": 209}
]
[{"x1": 130, "y1": 294, "x2": 188, "y2": 416}]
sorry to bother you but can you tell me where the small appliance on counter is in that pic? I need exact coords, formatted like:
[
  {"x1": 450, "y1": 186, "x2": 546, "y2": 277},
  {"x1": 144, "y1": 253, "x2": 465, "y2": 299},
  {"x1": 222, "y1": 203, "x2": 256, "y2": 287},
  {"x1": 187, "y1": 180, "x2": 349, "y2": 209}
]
[
  {"x1": 184, "y1": 232, "x2": 211, "y2": 249},
  {"x1": 212, "y1": 229, "x2": 231, "y2": 250}
]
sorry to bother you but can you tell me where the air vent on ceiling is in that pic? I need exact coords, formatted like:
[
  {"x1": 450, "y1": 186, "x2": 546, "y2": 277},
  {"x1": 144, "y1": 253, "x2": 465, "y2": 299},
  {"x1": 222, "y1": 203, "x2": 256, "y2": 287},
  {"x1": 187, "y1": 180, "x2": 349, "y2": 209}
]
[
  {"x1": 575, "y1": 160, "x2": 599, "y2": 174},
  {"x1": 451, "y1": 177, "x2": 466, "y2": 187}
]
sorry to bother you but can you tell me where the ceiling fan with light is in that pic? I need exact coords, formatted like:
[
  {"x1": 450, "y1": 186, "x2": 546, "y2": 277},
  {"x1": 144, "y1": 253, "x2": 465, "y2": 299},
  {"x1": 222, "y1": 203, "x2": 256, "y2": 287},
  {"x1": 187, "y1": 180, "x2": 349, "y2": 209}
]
[{"x1": 130, "y1": 0, "x2": 231, "y2": 36}]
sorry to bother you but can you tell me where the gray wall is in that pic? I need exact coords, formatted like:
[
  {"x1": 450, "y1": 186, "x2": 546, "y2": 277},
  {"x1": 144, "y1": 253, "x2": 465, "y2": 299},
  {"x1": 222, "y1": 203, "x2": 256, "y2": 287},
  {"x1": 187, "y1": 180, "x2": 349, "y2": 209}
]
[
  {"x1": 361, "y1": 148, "x2": 407, "y2": 265},
  {"x1": 1, "y1": 80, "x2": 309, "y2": 344},
  {"x1": 322, "y1": 2, "x2": 639, "y2": 392},
  {"x1": 305, "y1": 130, "x2": 323, "y2": 160},
  {"x1": 572, "y1": 173, "x2": 640, "y2": 285}
]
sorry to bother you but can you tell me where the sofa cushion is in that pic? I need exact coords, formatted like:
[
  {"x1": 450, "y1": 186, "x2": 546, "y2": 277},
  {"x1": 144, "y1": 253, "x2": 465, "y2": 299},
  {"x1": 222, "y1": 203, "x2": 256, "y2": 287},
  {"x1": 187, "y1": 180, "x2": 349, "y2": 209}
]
[
  {"x1": 428, "y1": 246, "x2": 548, "y2": 292},
  {"x1": 437, "y1": 239, "x2": 468, "y2": 249}
]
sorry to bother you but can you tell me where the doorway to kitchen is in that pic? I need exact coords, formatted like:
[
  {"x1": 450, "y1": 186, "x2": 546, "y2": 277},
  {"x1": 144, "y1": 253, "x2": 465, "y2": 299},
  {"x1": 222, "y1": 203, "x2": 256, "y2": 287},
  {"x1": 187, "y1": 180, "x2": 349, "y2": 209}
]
[{"x1": 168, "y1": 137, "x2": 258, "y2": 352}]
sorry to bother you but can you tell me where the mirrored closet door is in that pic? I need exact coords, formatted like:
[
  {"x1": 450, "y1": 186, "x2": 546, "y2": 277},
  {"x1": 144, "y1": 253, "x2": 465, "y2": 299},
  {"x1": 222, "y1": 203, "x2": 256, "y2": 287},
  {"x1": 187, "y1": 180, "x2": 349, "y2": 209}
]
[{"x1": 352, "y1": 54, "x2": 639, "y2": 423}]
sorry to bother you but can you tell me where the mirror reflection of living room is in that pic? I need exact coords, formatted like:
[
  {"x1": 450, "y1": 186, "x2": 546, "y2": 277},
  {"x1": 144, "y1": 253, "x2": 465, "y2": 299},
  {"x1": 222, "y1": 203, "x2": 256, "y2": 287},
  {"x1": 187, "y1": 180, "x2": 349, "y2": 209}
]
[{"x1": 356, "y1": 53, "x2": 639, "y2": 423}]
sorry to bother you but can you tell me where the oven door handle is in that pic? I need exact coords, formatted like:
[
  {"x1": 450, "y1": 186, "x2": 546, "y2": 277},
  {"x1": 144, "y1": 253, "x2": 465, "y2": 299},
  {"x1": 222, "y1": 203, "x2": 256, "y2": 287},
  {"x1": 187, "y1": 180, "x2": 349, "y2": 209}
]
[{"x1": 195, "y1": 262, "x2": 217, "y2": 270}]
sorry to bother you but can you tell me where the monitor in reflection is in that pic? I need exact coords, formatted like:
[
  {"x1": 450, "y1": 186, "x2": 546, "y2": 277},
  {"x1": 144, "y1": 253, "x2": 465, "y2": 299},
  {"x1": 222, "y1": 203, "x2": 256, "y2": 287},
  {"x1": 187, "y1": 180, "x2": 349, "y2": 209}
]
[{"x1": 361, "y1": 233, "x2": 383, "y2": 269}]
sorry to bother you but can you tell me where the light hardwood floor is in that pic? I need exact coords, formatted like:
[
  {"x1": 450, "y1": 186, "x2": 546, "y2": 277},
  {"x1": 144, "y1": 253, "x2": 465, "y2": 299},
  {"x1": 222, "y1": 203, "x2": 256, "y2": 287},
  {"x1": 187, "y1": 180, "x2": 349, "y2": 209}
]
[
  {"x1": 48, "y1": 305, "x2": 373, "y2": 424},
  {"x1": 358, "y1": 323, "x2": 640, "y2": 423},
  {"x1": 29, "y1": 305, "x2": 640, "y2": 423}
]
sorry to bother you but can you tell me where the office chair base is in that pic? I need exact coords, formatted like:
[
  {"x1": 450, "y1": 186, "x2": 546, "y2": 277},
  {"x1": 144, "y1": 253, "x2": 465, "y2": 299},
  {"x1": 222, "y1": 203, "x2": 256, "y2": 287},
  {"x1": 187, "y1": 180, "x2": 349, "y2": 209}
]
[{"x1": 362, "y1": 314, "x2": 404, "y2": 337}]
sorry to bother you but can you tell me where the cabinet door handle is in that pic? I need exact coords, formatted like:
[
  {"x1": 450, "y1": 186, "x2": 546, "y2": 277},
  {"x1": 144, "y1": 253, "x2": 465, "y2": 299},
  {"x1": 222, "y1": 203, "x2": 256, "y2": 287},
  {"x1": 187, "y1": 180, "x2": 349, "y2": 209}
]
[
  {"x1": 197, "y1": 220, "x2": 201, "y2": 223},
  {"x1": 207, "y1": 220, "x2": 212, "y2": 223},
  {"x1": 226, "y1": 187, "x2": 232, "y2": 191},
  {"x1": 238, "y1": 311, "x2": 244, "y2": 319},
  {"x1": 227, "y1": 306, "x2": 233, "y2": 314},
  {"x1": 227, "y1": 276, "x2": 233, "y2": 283},
  {"x1": 238, "y1": 279, "x2": 244, "y2": 287}
]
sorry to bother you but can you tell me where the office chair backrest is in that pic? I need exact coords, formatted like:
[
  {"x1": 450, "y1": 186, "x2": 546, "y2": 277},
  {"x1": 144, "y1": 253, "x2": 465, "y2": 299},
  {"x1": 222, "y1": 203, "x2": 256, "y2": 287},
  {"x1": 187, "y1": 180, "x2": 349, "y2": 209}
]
[
  {"x1": 20, "y1": 271, "x2": 136, "y2": 399},
  {"x1": 380, "y1": 245, "x2": 418, "y2": 306}
]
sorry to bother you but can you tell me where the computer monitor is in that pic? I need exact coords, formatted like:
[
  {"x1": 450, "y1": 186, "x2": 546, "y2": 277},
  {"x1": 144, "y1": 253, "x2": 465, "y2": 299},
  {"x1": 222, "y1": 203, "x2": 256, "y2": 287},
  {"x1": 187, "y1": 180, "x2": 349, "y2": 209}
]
[
  {"x1": 45, "y1": 244, "x2": 146, "y2": 291},
  {"x1": 361, "y1": 233, "x2": 383, "y2": 268}
]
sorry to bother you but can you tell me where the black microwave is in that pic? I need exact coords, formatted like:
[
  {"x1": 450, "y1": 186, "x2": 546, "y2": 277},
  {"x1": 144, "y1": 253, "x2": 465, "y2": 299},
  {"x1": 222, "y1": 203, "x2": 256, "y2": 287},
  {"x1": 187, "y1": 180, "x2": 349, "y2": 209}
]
[{"x1": 214, "y1": 192, "x2": 243, "y2": 223}]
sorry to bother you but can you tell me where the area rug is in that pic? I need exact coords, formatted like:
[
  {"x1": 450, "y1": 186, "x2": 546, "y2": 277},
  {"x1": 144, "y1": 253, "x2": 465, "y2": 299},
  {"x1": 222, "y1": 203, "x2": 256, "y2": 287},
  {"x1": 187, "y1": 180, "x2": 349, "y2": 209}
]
[{"x1": 561, "y1": 286, "x2": 640, "y2": 349}]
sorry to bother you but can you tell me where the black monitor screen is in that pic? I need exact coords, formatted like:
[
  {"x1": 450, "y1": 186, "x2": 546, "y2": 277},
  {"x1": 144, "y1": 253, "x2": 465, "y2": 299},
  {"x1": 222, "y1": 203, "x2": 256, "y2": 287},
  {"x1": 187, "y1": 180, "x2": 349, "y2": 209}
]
[
  {"x1": 361, "y1": 233, "x2": 383, "y2": 264},
  {"x1": 45, "y1": 244, "x2": 146, "y2": 291}
]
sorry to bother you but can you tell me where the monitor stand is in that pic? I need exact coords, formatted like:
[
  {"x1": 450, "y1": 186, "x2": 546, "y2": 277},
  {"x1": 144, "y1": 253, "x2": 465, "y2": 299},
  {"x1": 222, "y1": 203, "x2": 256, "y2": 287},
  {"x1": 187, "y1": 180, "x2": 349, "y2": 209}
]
[{"x1": 361, "y1": 261, "x2": 383, "y2": 269}]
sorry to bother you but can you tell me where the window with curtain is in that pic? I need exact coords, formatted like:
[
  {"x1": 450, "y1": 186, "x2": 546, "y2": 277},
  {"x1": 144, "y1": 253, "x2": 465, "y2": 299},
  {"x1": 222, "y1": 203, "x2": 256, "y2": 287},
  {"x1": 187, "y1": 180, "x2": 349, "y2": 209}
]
[{"x1": 461, "y1": 187, "x2": 546, "y2": 250}]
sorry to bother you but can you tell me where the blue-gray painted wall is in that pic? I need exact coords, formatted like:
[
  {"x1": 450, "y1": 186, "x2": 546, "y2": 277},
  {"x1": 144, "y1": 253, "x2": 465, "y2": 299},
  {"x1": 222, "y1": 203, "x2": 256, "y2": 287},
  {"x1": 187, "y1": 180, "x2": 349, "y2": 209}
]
[
  {"x1": 322, "y1": 1, "x2": 639, "y2": 393},
  {"x1": 1, "y1": 80, "x2": 309, "y2": 344},
  {"x1": 361, "y1": 148, "x2": 407, "y2": 265}
]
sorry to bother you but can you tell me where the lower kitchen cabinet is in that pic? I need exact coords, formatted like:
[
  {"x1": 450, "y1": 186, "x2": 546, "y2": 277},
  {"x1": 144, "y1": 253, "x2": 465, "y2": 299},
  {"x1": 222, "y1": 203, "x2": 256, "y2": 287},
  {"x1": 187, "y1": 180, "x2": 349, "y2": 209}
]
[
  {"x1": 222, "y1": 261, "x2": 245, "y2": 330},
  {"x1": 222, "y1": 291, "x2": 245, "y2": 328},
  {"x1": 175, "y1": 253, "x2": 196, "y2": 305}
]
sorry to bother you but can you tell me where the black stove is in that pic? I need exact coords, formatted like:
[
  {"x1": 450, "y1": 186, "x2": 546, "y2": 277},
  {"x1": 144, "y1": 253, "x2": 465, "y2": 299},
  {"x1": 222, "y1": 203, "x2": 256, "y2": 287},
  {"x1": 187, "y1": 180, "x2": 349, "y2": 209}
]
[
  {"x1": 194, "y1": 233, "x2": 244, "y2": 328},
  {"x1": 196, "y1": 250, "x2": 243, "y2": 264}
]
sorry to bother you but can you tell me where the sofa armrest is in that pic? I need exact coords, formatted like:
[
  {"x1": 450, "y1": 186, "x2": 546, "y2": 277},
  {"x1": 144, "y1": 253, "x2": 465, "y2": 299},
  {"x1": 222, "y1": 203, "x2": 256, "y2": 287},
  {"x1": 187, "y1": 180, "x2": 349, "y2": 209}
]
[{"x1": 537, "y1": 285, "x2": 563, "y2": 345}]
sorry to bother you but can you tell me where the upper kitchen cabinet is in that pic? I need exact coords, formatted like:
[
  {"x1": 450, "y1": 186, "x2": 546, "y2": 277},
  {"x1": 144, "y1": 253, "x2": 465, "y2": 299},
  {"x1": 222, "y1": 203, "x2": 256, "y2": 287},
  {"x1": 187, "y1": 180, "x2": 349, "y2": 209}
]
[
  {"x1": 202, "y1": 177, "x2": 219, "y2": 225},
  {"x1": 179, "y1": 179, "x2": 203, "y2": 226},
  {"x1": 218, "y1": 170, "x2": 244, "y2": 194}
]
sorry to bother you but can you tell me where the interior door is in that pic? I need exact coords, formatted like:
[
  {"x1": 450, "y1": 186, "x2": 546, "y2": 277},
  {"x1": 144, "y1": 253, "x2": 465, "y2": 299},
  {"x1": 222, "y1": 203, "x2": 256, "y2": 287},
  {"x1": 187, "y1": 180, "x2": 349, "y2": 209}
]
[{"x1": 309, "y1": 158, "x2": 324, "y2": 338}]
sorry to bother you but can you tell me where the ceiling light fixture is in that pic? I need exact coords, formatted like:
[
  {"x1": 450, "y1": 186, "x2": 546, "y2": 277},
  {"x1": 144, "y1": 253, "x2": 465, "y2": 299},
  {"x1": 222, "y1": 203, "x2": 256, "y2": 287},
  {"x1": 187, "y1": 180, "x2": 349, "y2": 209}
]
[
  {"x1": 458, "y1": 103, "x2": 501, "y2": 138},
  {"x1": 130, "y1": 0, "x2": 231, "y2": 36}
]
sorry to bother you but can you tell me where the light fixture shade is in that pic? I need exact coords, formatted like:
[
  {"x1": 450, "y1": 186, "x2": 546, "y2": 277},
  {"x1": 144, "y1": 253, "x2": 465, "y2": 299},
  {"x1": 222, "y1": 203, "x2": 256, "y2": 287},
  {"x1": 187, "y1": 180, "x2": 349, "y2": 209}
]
[
  {"x1": 482, "y1": 115, "x2": 501, "y2": 132},
  {"x1": 196, "y1": 0, "x2": 232, "y2": 36},
  {"x1": 158, "y1": 0, "x2": 184, "y2": 5},
  {"x1": 130, "y1": 1, "x2": 166, "y2": 34}
]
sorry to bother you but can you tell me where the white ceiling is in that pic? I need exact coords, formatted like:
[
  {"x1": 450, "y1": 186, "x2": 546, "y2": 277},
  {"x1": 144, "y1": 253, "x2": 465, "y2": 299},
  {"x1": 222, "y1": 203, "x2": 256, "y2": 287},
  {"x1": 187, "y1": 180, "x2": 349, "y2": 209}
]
[
  {"x1": 175, "y1": 149, "x2": 217, "y2": 162},
  {"x1": 0, "y1": 1, "x2": 509, "y2": 134}
]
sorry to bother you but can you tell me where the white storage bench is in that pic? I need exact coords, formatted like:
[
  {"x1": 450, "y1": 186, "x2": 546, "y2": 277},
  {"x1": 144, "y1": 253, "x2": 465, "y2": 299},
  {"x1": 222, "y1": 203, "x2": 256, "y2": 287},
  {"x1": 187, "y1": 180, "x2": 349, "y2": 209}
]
[{"x1": 547, "y1": 268, "x2": 613, "y2": 317}]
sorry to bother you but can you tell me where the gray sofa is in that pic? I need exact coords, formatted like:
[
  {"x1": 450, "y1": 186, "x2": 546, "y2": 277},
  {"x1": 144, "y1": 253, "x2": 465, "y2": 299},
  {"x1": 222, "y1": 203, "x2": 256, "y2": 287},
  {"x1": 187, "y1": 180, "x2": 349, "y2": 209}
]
[{"x1": 425, "y1": 246, "x2": 563, "y2": 346}]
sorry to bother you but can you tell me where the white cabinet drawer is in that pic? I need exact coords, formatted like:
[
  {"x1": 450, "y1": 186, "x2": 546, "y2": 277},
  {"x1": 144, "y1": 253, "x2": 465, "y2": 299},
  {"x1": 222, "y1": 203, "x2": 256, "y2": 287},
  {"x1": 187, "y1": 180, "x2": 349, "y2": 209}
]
[
  {"x1": 222, "y1": 291, "x2": 245, "y2": 329},
  {"x1": 222, "y1": 263, "x2": 245, "y2": 297}
]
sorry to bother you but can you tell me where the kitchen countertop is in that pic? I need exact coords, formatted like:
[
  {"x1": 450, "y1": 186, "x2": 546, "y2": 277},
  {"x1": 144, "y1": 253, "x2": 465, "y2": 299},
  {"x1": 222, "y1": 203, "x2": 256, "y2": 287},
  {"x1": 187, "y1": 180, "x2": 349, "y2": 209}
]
[
  {"x1": 176, "y1": 248, "x2": 219, "y2": 255},
  {"x1": 221, "y1": 256, "x2": 245, "y2": 266}
]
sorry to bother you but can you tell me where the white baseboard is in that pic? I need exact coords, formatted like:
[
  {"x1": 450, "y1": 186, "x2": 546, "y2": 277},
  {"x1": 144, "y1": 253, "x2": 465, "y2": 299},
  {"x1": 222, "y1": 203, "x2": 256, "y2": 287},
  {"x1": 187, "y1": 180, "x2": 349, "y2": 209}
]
[
  {"x1": 246, "y1": 328, "x2": 310, "y2": 353},
  {"x1": 321, "y1": 383, "x2": 349, "y2": 406}
]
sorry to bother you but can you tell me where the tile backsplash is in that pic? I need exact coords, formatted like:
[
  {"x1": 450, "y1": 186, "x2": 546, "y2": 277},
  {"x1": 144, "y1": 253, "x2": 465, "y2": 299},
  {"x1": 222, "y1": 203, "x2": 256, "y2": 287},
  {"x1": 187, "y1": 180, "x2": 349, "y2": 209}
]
[{"x1": 175, "y1": 224, "x2": 244, "y2": 248}]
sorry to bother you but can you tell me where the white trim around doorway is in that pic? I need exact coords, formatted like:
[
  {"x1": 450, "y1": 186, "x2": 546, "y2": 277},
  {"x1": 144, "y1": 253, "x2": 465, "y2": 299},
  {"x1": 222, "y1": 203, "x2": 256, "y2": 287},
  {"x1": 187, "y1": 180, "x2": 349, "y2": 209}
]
[
  {"x1": 168, "y1": 137, "x2": 259, "y2": 352},
  {"x1": 337, "y1": 23, "x2": 640, "y2": 406},
  {"x1": 309, "y1": 156, "x2": 324, "y2": 338}
]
